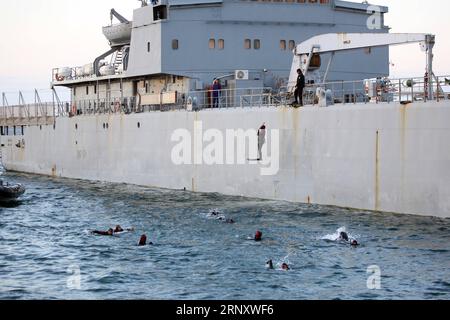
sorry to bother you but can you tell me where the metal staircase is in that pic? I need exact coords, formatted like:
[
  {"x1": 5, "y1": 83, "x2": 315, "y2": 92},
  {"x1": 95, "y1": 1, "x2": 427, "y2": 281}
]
[{"x1": 113, "y1": 49, "x2": 124, "y2": 73}]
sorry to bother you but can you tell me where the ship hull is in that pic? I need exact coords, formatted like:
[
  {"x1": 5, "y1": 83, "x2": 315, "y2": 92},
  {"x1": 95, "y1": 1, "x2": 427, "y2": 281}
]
[{"x1": 2, "y1": 102, "x2": 450, "y2": 218}]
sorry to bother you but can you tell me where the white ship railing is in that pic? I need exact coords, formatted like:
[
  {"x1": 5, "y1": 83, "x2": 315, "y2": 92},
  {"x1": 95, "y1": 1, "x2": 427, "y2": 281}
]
[
  {"x1": 283, "y1": 75, "x2": 450, "y2": 105},
  {"x1": 1, "y1": 75, "x2": 449, "y2": 124}
]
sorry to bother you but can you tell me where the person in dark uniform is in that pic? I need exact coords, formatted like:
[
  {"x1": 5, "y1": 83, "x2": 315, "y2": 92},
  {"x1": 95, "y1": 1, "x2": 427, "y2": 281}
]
[
  {"x1": 212, "y1": 79, "x2": 222, "y2": 108},
  {"x1": 293, "y1": 69, "x2": 305, "y2": 106}
]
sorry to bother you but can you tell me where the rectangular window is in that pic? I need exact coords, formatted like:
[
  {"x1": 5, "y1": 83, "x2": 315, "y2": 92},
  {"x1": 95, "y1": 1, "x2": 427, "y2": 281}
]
[
  {"x1": 254, "y1": 39, "x2": 261, "y2": 50},
  {"x1": 280, "y1": 40, "x2": 286, "y2": 51},
  {"x1": 74, "y1": 87, "x2": 76, "y2": 96},
  {"x1": 94, "y1": 85, "x2": 97, "y2": 94},
  {"x1": 244, "y1": 39, "x2": 251, "y2": 49},
  {"x1": 209, "y1": 39, "x2": 216, "y2": 49},
  {"x1": 172, "y1": 39, "x2": 179, "y2": 50},
  {"x1": 145, "y1": 82, "x2": 149, "y2": 94},
  {"x1": 289, "y1": 40, "x2": 296, "y2": 50},
  {"x1": 218, "y1": 39, "x2": 224, "y2": 50},
  {"x1": 86, "y1": 86, "x2": 89, "y2": 95},
  {"x1": 147, "y1": 42, "x2": 151, "y2": 52}
]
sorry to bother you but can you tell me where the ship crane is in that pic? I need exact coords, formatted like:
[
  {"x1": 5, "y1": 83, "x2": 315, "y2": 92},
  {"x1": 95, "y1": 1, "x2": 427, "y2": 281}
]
[
  {"x1": 288, "y1": 33, "x2": 436, "y2": 100},
  {"x1": 110, "y1": 8, "x2": 130, "y2": 24}
]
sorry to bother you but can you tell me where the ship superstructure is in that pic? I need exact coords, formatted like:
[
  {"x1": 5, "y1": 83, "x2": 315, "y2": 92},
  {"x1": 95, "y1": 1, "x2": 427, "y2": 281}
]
[{"x1": 52, "y1": 0, "x2": 389, "y2": 113}]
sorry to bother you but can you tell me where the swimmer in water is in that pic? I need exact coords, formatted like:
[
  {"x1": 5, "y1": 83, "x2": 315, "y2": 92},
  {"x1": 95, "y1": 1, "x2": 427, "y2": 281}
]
[
  {"x1": 138, "y1": 234, "x2": 147, "y2": 246},
  {"x1": 254, "y1": 231, "x2": 262, "y2": 241},
  {"x1": 339, "y1": 231, "x2": 349, "y2": 242},
  {"x1": 281, "y1": 263, "x2": 290, "y2": 271},
  {"x1": 217, "y1": 216, "x2": 235, "y2": 224},
  {"x1": 351, "y1": 240, "x2": 359, "y2": 246},
  {"x1": 266, "y1": 260, "x2": 274, "y2": 270},
  {"x1": 138, "y1": 234, "x2": 153, "y2": 246},
  {"x1": 209, "y1": 209, "x2": 220, "y2": 217},
  {"x1": 114, "y1": 225, "x2": 135, "y2": 233},
  {"x1": 92, "y1": 228, "x2": 114, "y2": 236}
]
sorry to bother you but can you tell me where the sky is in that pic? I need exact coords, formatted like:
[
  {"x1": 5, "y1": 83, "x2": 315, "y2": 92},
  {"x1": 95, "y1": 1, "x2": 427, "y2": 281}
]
[{"x1": 0, "y1": 0, "x2": 449, "y2": 95}]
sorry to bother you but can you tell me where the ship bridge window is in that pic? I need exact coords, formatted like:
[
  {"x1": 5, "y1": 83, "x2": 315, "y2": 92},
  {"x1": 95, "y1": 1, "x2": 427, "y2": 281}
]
[
  {"x1": 244, "y1": 39, "x2": 251, "y2": 50},
  {"x1": 289, "y1": 40, "x2": 296, "y2": 50},
  {"x1": 218, "y1": 39, "x2": 224, "y2": 50},
  {"x1": 280, "y1": 40, "x2": 286, "y2": 51},
  {"x1": 254, "y1": 39, "x2": 261, "y2": 50},
  {"x1": 153, "y1": 5, "x2": 167, "y2": 21},
  {"x1": 209, "y1": 39, "x2": 216, "y2": 49}
]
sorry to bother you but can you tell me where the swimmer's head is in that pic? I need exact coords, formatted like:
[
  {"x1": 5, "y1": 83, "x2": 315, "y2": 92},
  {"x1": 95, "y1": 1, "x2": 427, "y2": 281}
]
[
  {"x1": 351, "y1": 240, "x2": 359, "y2": 246},
  {"x1": 282, "y1": 263, "x2": 290, "y2": 271},
  {"x1": 115, "y1": 225, "x2": 123, "y2": 232},
  {"x1": 255, "y1": 231, "x2": 262, "y2": 241},
  {"x1": 139, "y1": 234, "x2": 147, "y2": 246},
  {"x1": 107, "y1": 228, "x2": 114, "y2": 236}
]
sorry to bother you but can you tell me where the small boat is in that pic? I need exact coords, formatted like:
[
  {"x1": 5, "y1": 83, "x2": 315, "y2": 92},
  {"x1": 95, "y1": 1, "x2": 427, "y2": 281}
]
[{"x1": 0, "y1": 181, "x2": 26, "y2": 201}]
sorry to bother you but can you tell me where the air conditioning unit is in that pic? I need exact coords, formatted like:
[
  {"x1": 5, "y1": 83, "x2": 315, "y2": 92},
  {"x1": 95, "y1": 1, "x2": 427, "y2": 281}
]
[{"x1": 235, "y1": 70, "x2": 249, "y2": 80}]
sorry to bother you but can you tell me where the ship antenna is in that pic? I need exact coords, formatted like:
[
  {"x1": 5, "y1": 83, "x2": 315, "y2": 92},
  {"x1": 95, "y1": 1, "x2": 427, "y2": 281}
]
[{"x1": 139, "y1": 0, "x2": 148, "y2": 7}]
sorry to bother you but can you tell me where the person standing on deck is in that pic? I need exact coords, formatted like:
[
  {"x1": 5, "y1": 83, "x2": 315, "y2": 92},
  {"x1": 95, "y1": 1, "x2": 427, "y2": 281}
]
[
  {"x1": 293, "y1": 69, "x2": 305, "y2": 106},
  {"x1": 212, "y1": 79, "x2": 222, "y2": 108}
]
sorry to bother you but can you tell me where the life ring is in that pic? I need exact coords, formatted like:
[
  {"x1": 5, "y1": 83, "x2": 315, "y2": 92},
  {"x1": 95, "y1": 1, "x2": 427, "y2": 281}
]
[{"x1": 55, "y1": 74, "x2": 64, "y2": 81}]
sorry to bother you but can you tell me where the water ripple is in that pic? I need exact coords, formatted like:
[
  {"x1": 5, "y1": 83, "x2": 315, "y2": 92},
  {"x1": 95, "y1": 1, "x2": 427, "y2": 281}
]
[{"x1": 0, "y1": 171, "x2": 449, "y2": 300}]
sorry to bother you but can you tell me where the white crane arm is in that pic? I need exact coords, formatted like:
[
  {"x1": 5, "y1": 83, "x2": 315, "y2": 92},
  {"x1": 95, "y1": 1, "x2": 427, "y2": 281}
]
[{"x1": 295, "y1": 33, "x2": 431, "y2": 55}]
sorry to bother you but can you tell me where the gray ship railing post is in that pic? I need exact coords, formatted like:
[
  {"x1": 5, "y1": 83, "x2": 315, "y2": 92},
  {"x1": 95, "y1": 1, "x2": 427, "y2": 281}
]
[
  {"x1": 436, "y1": 76, "x2": 440, "y2": 102},
  {"x1": 18, "y1": 91, "x2": 24, "y2": 119},
  {"x1": 96, "y1": 80, "x2": 99, "y2": 115},
  {"x1": 353, "y1": 81, "x2": 356, "y2": 104},
  {"x1": 426, "y1": 34, "x2": 435, "y2": 101},
  {"x1": 35, "y1": 89, "x2": 40, "y2": 120}
]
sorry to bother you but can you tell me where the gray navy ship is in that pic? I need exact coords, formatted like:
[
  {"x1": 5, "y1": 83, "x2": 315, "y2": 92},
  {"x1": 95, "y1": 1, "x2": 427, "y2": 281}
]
[{"x1": 1, "y1": 0, "x2": 450, "y2": 218}]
